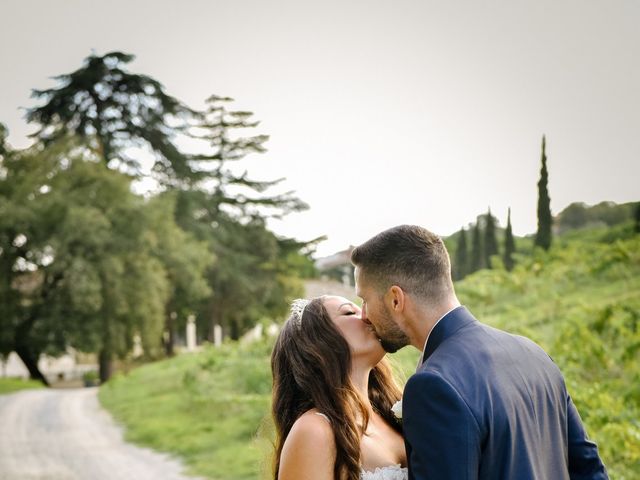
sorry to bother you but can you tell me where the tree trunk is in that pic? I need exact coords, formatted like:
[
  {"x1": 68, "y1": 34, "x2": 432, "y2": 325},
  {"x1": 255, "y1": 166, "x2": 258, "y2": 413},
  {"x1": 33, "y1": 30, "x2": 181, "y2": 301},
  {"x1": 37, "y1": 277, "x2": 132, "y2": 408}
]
[
  {"x1": 14, "y1": 316, "x2": 49, "y2": 386},
  {"x1": 14, "y1": 344, "x2": 49, "y2": 386},
  {"x1": 163, "y1": 312, "x2": 176, "y2": 357},
  {"x1": 99, "y1": 348, "x2": 113, "y2": 383},
  {"x1": 230, "y1": 319, "x2": 240, "y2": 341}
]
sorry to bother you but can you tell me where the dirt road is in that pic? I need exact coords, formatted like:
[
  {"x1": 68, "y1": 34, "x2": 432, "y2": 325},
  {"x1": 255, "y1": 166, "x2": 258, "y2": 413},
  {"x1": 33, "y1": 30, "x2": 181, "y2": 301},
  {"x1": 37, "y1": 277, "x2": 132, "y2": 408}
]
[{"x1": 0, "y1": 388, "x2": 202, "y2": 480}]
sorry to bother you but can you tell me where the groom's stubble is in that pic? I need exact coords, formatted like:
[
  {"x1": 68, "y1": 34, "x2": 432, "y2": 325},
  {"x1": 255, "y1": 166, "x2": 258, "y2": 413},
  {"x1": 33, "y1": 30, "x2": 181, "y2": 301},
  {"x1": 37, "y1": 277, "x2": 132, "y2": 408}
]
[{"x1": 374, "y1": 301, "x2": 411, "y2": 354}]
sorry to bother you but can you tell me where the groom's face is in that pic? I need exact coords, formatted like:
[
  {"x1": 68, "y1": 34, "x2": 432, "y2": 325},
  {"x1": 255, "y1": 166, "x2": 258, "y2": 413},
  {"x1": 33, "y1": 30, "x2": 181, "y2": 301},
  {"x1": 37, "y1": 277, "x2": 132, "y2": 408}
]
[{"x1": 354, "y1": 267, "x2": 410, "y2": 353}]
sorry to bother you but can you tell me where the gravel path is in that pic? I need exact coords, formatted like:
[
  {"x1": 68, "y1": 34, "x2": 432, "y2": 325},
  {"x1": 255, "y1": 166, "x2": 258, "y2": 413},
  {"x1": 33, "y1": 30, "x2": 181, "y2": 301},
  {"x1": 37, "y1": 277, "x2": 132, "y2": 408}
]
[{"x1": 0, "y1": 388, "x2": 202, "y2": 480}]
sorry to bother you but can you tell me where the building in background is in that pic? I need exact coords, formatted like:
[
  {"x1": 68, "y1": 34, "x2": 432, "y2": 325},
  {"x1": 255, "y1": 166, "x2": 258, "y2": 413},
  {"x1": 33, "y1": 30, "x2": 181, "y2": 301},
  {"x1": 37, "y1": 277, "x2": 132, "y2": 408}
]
[{"x1": 315, "y1": 247, "x2": 355, "y2": 286}]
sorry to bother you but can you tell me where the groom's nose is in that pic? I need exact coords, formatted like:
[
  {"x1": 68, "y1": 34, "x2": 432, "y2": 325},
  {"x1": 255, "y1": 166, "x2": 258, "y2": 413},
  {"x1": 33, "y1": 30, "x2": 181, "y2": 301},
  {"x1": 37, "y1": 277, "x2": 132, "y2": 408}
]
[{"x1": 361, "y1": 304, "x2": 371, "y2": 323}]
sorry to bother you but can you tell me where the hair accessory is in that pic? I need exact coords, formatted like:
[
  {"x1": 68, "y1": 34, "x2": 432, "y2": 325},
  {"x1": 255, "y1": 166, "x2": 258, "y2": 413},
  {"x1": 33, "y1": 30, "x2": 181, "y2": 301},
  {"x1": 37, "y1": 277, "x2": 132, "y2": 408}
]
[{"x1": 290, "y1": 298, "x2": 309, "y2": 327}]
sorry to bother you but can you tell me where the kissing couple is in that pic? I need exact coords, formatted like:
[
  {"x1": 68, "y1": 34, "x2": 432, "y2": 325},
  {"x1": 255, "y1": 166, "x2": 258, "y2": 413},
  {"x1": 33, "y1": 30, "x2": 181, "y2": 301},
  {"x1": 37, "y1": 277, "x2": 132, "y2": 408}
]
[{"x1": 270, "y1": 225, "x2": 609, "y2": 480}]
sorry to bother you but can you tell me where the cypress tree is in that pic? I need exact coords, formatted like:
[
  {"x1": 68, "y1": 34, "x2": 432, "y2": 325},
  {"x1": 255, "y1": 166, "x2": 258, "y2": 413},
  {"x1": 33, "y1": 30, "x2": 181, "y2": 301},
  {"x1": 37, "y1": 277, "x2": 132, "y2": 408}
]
[
  {"x1": 454, "y1": 227, "x2": 469, "y2": 280},
  {"x1": 535, "y1": 135, "x2": 553, "y2": 250},
  {"x1": 484, "y1": 208, "x2": 499, "y2": 268},
  {"x1": 635, "y1": 202, "x2": 640, "y2": 233},
  {"x1": 504, "y1": 207, "x2": 516, "y2": 271},
  {"x1": 470, "y1": 222, "x2": 483, "y2": 273}
]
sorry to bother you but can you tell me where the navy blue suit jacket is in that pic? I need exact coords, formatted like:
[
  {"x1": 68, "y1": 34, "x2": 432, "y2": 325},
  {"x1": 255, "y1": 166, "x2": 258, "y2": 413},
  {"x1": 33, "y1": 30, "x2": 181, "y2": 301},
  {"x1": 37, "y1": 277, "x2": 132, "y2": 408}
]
[{"x1": 403, "y1": 306, "x2": 608, "y2": 480}]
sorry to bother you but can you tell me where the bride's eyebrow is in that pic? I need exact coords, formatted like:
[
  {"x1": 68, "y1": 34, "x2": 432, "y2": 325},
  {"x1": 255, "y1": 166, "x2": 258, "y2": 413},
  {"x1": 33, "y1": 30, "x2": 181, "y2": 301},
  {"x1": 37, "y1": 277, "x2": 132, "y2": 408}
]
[{"x1": 338, "y1": 302, "x2": 356, "y2": 309}]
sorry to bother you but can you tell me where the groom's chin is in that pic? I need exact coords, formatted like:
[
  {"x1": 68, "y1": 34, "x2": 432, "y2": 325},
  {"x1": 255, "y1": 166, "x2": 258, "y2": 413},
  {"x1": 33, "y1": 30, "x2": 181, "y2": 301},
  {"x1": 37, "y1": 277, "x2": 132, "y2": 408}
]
[{"x1": 379, "y1": 339, "x2": 402, "y2": 354}]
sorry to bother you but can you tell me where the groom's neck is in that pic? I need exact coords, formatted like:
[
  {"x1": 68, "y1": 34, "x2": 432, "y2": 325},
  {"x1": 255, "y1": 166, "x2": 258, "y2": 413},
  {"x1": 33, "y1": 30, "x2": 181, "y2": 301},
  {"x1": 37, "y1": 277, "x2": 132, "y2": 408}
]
[{"x1": 410, "y1": 297, "x2": 461, "y2": 350}]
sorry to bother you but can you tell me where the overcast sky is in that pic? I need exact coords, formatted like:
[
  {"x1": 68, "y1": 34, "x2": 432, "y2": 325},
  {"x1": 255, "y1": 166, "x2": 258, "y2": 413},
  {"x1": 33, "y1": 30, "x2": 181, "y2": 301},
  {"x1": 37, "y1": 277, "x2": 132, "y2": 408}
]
[{"x1": 2, "y1": 1, "x2": 638, "y2": 256}]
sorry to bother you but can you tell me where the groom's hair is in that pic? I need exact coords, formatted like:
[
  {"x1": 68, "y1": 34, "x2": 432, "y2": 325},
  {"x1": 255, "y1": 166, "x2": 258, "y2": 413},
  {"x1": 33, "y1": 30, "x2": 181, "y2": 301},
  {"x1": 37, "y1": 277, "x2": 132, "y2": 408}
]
[{"x1": 351, "y1": 224, "x2": 453, "y2": 303}]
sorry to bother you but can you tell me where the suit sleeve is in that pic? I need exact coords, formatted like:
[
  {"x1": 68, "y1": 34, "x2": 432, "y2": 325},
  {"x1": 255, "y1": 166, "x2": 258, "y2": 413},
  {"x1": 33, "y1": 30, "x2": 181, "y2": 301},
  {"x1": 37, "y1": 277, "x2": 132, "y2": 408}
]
[
  {"x1": 567, "y1": 394, "x2": 609, "y2": 479},
  {"x1": 403, "y1": 370, "x2": 481, "y2": 480}
]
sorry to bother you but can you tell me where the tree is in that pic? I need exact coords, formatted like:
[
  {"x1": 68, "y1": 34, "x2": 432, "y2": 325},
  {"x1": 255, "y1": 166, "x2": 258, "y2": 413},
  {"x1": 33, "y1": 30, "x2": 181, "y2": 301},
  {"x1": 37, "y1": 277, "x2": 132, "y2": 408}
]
[
  {"x1": 0, "y1": 123, "x2": 8, "y2": 157},
  {"x1": 189, "y1": 95, "x2": 306, "y2": 217},
  {"x1": 26, "y1": 51, "x2": 196, "y2": 182},
  {"x1": 0, "y1": 139, "x2": 206, "y2": 382},
  {"x1": 470, "y1": 222, "x2": 484, "y2": 273},
  {"x1": 556, "y1": 202, "x2": 588, "y2": 231},
  {"x1": 24, "y1": 51, "x2": 311, "y2": 351},
  {"x1": 535, "y1": 135, "x2": 552, "y2": 250},
  {"x1": 174, "y1": 96, "x2": 310, "y2": 339},
  {"x1": 483, "y1": 208, "x2": 499, "y2": 268},
  {"x1": 503, "y1": 208, "x2": 516, "y2": 271},
  {"x1": 635, "y1": 203, "x2": 640, "y2": 234},
  {"x1": 189, "y1": 214, "x2": 316, "y2": 341},
  {"x1": 0, "y1": 138, "x2": 69, "y2": 383},
  {"x1": 144, "y1": 193, "x2": 213, "y2": 356},
  {"x1": 453, "y1": 228, "x2": 469, "y2": 280}
]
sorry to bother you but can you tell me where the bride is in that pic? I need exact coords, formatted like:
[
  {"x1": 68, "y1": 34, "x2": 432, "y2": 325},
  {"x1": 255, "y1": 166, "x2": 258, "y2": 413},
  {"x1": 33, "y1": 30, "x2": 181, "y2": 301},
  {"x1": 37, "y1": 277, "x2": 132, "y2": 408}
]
[{"x1": 271, "y1": 295, "x2": 408, "y2": 480}]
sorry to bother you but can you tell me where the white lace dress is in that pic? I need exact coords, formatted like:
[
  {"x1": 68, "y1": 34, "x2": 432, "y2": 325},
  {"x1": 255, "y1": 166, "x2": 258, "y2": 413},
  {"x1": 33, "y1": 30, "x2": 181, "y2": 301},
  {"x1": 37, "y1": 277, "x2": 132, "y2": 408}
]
[{"x1": 361, "y1": 464, "x2": 408, "y2": 480}]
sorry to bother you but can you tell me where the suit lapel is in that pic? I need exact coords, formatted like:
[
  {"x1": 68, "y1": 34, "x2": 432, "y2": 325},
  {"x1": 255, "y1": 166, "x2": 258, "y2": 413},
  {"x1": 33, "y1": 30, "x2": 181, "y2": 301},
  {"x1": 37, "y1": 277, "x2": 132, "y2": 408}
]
[{"x1": 420, "y1": 306, "x2": 477, "y2": 367}]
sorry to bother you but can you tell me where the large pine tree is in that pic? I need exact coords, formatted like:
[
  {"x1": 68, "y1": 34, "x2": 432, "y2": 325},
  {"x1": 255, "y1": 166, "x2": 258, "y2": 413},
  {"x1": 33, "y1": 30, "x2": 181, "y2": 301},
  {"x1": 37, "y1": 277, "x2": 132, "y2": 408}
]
[
  {"x1": 26, "y1": 51, "x2": 196, "y2": 182},
  {"x1": 503, "y1": 207, "x2": 516, "y2": 271},
  {"x1": 483, "y1": 208, "x2": 499, "y2": 268},
  {"x1": 535, "y1": 135, "x2": 553, "y2": 250},
  {"x1": 454, "y1": 227, "x2": 469, "y2": 280}
]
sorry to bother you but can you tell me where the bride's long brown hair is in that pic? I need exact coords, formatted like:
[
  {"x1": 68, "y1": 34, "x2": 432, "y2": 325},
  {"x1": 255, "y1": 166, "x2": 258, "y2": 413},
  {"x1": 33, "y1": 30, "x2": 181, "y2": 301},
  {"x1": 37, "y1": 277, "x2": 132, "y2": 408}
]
[{"x1": 271, "y1": 297, "x2": 402, "y2": 480}]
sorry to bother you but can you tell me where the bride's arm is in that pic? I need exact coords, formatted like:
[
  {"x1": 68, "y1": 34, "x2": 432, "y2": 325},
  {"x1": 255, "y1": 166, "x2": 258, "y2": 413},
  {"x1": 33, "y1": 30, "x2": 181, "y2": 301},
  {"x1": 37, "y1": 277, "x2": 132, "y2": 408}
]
[{"x1": 278, "y1": 412, "x2": 336, "y2": 480}]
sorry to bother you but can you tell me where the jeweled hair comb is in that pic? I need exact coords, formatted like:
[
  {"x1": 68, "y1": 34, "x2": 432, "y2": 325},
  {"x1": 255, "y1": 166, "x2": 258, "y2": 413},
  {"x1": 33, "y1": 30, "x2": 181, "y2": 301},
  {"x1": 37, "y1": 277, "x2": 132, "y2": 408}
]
[{"x1": 290, "y1": 298, "x2": 309, "y2": 327}]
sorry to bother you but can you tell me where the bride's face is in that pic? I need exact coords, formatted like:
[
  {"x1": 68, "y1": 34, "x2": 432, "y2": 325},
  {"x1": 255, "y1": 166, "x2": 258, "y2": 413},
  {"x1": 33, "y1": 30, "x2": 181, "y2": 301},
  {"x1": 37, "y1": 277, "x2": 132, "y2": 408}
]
[{"x1": 322, "y1": 295, "x2": 385, "y2": 362}]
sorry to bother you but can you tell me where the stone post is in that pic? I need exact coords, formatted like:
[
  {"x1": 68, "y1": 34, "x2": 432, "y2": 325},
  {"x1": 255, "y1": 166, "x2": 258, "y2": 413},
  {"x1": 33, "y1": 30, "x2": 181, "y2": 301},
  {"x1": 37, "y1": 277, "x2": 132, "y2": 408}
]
[
  {"x1": 186, "y1": 315, "x2": 197, "y2": 351},
  {"x1": 214, "y1": 324, "x2": 223, "y2": 347}
]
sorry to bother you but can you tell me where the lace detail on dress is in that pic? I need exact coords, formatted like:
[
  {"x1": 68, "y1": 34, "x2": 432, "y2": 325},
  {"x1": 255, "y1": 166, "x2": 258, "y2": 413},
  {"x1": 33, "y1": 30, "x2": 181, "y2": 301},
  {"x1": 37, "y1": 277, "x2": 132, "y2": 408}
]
[{"x1": 360, "y1": 464, "x2": 408, "y2": 480}]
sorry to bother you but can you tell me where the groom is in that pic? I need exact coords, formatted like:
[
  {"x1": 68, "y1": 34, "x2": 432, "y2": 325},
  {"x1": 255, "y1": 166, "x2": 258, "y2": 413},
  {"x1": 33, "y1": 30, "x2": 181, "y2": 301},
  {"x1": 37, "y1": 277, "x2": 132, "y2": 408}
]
[{"x1": 351, "y1": 225, "x2": 608, "y2": 479}]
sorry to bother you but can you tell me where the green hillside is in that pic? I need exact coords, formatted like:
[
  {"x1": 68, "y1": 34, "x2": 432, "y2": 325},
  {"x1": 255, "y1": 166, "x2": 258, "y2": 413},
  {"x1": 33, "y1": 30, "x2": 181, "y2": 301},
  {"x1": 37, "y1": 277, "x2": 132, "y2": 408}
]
[{"x1": 99, "y1": 224, "x2": 640, "y2": 479}]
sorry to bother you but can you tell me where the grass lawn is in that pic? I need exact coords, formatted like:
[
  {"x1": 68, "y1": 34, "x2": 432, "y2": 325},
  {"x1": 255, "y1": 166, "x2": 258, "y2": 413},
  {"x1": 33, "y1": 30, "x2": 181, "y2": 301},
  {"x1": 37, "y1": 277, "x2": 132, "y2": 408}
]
[
  {"x1": 0, "y1": 377, "x2": 45, "y2": 395},
  {"x1": 99, "y1": 341, "x2": 275, "y2": 480}
]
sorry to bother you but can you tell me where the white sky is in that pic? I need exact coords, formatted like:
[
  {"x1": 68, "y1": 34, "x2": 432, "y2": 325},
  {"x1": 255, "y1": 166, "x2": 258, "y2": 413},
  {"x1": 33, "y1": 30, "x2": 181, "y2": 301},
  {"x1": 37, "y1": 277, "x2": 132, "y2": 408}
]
[{"x1": 2, "y1": 0, "x2": 638, "y2": 257}]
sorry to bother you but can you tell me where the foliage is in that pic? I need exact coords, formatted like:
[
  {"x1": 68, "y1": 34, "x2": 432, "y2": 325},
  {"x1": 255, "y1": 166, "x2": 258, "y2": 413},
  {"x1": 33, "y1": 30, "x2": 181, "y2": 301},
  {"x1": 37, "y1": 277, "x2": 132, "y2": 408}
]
[
  {"x1": 26, "y1": 51, "x2": 196, "y2": 182},
  {"x1": 6, "y1": 51, "x2": 314, "y2": 374},
  {"x1": 0, "y1": 138, "x2": 211, "y2": 381},
  {"x1": 453, "y1": 227, "x2": 469, "y2": 280},
  {"x1": 0, "y1": 378, "x2": 45, "y2": 395},
  {"x1": 483, "y1": 208, "x2": 499, "y2": 268},
  {"x1": 172, "y1": 95, "x2": 311, "y2": 340},
  {"x1": 535, "y1": 135, "x2": 552, "y2": 250},
  {"x1": 470, "y1": 222, "x2": 483, "y2": 273},
  {"x1": 557, "y1": 201, "x2": 639, "y2": 233},
  {"x1": 189, "y1": 95, "x2": 306, "y2": 217},
  {"x1": 196, "y1": 217, "x2": 313, "y2": 340},
  {"x1": 503, "y1": 207, "x2": 516, "y2": 271},
  {"x1": 144, "y1": 192, "x2": 213, "y2": 355}
]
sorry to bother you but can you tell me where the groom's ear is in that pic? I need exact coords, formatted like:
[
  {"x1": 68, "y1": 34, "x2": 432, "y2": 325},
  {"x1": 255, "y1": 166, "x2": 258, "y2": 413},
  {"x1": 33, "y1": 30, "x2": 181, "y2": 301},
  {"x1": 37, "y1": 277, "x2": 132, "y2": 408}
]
[{"x1": 387, "y1": 285, "x2": 406, "y2": 312}]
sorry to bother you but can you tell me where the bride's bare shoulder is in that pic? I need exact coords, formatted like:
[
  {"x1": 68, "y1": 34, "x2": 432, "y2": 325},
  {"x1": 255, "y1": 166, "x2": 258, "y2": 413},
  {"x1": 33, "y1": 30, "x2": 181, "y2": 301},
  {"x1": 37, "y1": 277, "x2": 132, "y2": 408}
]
[
  {"x1": 279, "y1": 409, "x2": 336, "y2": 479},
  {"x1": 288, "y1": 409, "x2": 334, "y2": 444}
]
